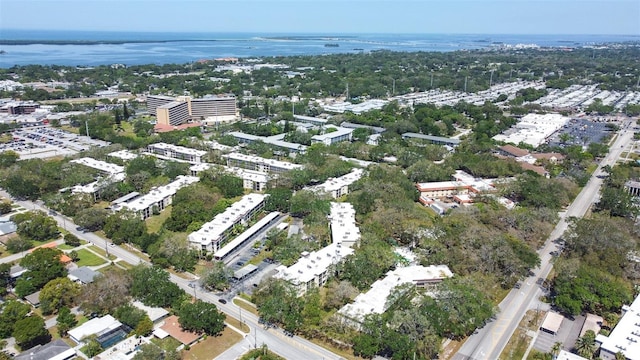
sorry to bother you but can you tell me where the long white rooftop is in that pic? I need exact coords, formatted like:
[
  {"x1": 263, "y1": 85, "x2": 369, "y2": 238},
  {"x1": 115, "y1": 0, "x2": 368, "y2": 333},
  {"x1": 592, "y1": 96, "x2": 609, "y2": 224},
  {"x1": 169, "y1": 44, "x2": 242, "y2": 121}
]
[
  {"x1": 68, "y1": 315, "x2": 122, "y2": 343},
  {"x1": 107, "y1": 149, "x2": 139, "y2": 161},
  {"x1": 493, "y1": 113, "x2": 570, "y2": 148},
  {"x1": 274, "y1": 242, "x2": 354, "y2": 285},
  {"x1": 338, "y1": 265, "x2": 453, "y2": 322},
  {"x1": 329, "y1": 202, "x2": 360, "y2": 247},
  {"x1": 597, "y1": 293, "x2": 640, "y2": 360},
  {"x1": 116, "y1": 175, "x2": 199, "y2": 212},
  {"x1": 188, "y1": 193, "x2": 266, "y2": 247},
  {"x1": 189, "y1": 163, "x2": 269, "y2": 184},
  {"x1": 307, "y1": 168, "x2": 364, "y2": 195},
  {"x1": 70, "y1": 157, "x2": 124, "y2": 175},
  {"x1": 224, "y1": 152, "x2": 304, "y2": 171},
  {"x1": 147, "y1": 142, "x2": 207, "y2": 157}
]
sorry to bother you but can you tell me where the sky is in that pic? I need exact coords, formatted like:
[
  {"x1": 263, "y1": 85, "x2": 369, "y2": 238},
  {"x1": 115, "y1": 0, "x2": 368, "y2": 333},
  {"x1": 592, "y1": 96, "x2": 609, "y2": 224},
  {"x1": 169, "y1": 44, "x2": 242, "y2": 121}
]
[{"x1": 0, "y1": 0, "x2": 638, "y2": 35}]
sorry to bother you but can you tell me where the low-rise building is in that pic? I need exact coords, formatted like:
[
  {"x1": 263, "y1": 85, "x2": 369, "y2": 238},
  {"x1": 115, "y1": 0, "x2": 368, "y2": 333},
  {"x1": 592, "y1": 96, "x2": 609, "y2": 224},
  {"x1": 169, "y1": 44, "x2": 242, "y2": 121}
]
[
  {"x1": 114, "y1": 175, "x2": 200, "y2": 219},
  {"x1": 146, "y1": 142, "x2": 207, "y2": 164},
  {"x1": 311, "y1": 127, "x2": 353, "y2": 146},
  {"x1": 223, "y1": 152, "x2": 303, "y2": 174},
  {"x1": 188, "y1": 193, "x2": 266, "y2": 252},
  {"x1": 338, "y1": 265, "x2": 453, "y2": 324},
  {"x1": 15, "y1": 339, "x2": 76, "y2": 360},
  {"x1": 70, "y1": 157, "x2": 124, "y2": 176},
  {"x1": 306, "y1": 168, "x2": 364, "y2": 198},
  {"x1": 402, "y1": 133, "x2": 461, "y2": 147},
  {"x1": 190, "y1": 163, "x2": 269, "y2": 191},
  {"x1": 274, "y1": 243, "x2": 354, "y2": 297},
  {"x1": 107, "y1": 149, "x2": 139, "y2": 162},
  {"x1": 596, "y1": 293, "x2": 640, "y2": 360},
  {"x1": 329, "y1": 202, "x2": 360, "y2": 247},
  {"x1": 68, "y1": 315, "x2": 126, "y2": 345},
  {"x1": 68, "y1": 266, "x2": 99, "y2": 284}
]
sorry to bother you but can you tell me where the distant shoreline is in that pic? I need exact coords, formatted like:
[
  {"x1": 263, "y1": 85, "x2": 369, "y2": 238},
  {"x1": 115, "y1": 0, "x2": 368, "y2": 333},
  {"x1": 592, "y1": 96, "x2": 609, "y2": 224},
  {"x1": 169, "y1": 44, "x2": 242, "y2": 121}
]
[{"x1": 0, "y1": 39, "x2": 220, "y2": 45}]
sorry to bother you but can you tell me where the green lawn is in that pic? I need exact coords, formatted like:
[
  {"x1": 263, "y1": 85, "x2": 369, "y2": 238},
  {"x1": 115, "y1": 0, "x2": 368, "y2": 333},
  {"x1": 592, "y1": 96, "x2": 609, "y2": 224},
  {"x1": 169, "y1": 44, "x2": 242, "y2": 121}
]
[
  {"x1": 88, "y1": 245, "x2": 117, "y2": 261},
  {"x1": 151, "y1": 336, "x2": 182, "y2": 352},
  {"x1": 145, "y1": 205, "x2": 172, "y2": 233},
  {"x1": 182, "y1": 327, "x2": 243, "y2": 360},
  {"x1": 75, "y1": 248, "x2": 108, "y2": 267},
  {"x1": 233, "y1": 298, "x2": 259, "y2": 316}
]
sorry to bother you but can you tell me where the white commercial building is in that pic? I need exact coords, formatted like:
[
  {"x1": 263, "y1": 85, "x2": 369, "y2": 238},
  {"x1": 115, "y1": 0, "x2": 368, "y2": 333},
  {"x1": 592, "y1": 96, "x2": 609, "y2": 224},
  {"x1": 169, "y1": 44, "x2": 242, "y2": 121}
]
[
  {"x1": 223, "y1": 152, "x2": 303, "y2": 174},
  {"x1": 338, "y1": 265, "x2": 453, "y2": 324},
  {"x1": 274, "y1": 243, "x2": 354, "y2": 297},
  {"x1": 189, "y1": 163, "x2": 269, "y2": 191},
  {"x1": 114, "y1": 175, "x2": 200, "y2": 219},
  {"x1": 597, "y1": 293, "x2": 640, "y2": 360},
  {"x1": 146, "y1": 142, "x2": 207, "y2": 164},
  {"x1": 311, "y1": 126, "x2": 354, "y2": 146},
  {"x1": 188, "y1": 193, "x2": 266, "y2": 253},
  {"x1": 329, "y1": 202, "x2": 360, "y2": 247},
  {"x1": 70, "y1": 157, "x2": 124, "y2": 176},
  {"x1": 71, "y1": 172, "x2": 126, "y2": 200},
  {"x1": 493, "y1": 113, "x2": 570, "y2": 148}
]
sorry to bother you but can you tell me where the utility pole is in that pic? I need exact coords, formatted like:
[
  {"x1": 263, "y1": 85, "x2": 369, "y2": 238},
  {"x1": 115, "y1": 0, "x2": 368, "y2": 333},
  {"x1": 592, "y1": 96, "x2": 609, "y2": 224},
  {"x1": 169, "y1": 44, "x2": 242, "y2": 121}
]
[
  {"x1": 392, "y1": 78, "x2": 395, "y2": 96},
  {"x1": 430, "y1": 71, "x2": 434, "y2": 88},
  {"x1": 464, "y1": 76, "x2": 468, "y2": 93},
  {"x1": 346, "y1": 82, "x2": 349, "y2": 101},
  {"x1": 85, "y1": 120, "x2": 89, "y2": 137}
]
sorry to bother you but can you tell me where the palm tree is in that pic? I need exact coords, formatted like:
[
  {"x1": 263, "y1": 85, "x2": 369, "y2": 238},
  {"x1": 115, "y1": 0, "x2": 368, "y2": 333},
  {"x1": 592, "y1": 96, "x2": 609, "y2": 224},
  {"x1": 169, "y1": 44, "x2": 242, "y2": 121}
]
[
  {"x1": 615, "y1": 351, "x2": 626, "y2": 360},
  {"x1": 551, "y1": 341, "x2": 563, "y2": 359},
  {"x1": 575, "y1": 330, "x2": 597, "y2": 359}
]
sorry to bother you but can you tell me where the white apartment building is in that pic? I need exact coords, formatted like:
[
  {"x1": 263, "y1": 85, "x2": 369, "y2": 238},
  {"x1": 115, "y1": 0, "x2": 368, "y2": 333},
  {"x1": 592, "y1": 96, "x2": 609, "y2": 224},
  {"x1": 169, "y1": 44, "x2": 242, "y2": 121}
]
[
  {"x1": 189, "y1": 163, "x2": 269, "y2": 191},
  {"x1": 107, "y1": 150, "x2": 139, "y2": 161},
  {"x1": 307, "y1": 168, "x2": 364, "y2": 198},
  {"x1": 146, "y1": 142, "x2": 207, "y2": 164},
  {"x1": 597, "y1": 293, "x2": 640, "y2": 360},
  {"x1": 329, "y1": 202, "x2": 360, "y2": 247},
  {"x1": 188, "y1": 193, "x2": 266, "y2": 253},
  {"x1": 114, "y1": 175, "x2": 200, "y2": 219},
  {"x1": 223, "y1": 153, "x2": 303, "y2": 174},
  {"x1": 338, "y1": 265, "x2": 454, "y2": 324},
  {"x1": 274, "y1": 243, "x2": 354, "y2": 297},
  {"x1": 70, "y1": 157, "x2": 124, "y2": 176}
]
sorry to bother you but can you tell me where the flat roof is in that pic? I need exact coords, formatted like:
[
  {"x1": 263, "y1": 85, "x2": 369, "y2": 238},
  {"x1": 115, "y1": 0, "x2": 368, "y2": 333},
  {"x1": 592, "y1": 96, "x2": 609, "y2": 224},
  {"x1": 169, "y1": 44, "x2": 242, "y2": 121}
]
[
  {"x1": 274, "y1": 242, "x2": 354, "y2": 285},
  {"x1": 598, "y1": 293, "x2": 640, "y2": 360},
  {"x1": 309, "y1": 168, "x2": 363, "y2": 195},
  {"x1": 233, "y1": 264, "x2": 259, "y2": 279},
  {"x1": 68, "y1": 315, "x2": 122, "y2": 343},
  {"x1": 148, "y1": 142, "x2": 207, "y2": 157},
  {"x1": 339, "y1": 265, "x2": 453, "y2": 322},
  {"x1": 329, "y1": 202, "x2": 360, "y2": 246},
  {"x1": 214, "y1": 212, "x2": 280, "y2": 259},
  {"x1": 132, "y1": 300, "x2": 169, "y2": 323},
  {"x1": 188, "y1": 193, "x2": 266, "y2": 246},
  {"x1": 493, "y1": 113, "x2": 570, "y2": 148},
  {"x1": 311, "y1": 127, "x2": 354, "y2": 141},
  {"x1": 224, "y1": 152, "x2": 304, "y2": 171},
  {"x1": 402, "y1": 133, "x2": 461, "y2": 145},
  {"x1": 118, "y1": 175, "x2": 200, "y2": 212},
  {"x1": 70, "y1": 157, "x2": 124, "y2": 175},
  {"x1": 157, "y1": 101, "x2": 185, "y2": 109},
  {"x1": 541, "y1": 311, "x2": 564, "y2": 334},
  {"x1": 108, "y1": 149, "x2": 139, "y2": 161}
]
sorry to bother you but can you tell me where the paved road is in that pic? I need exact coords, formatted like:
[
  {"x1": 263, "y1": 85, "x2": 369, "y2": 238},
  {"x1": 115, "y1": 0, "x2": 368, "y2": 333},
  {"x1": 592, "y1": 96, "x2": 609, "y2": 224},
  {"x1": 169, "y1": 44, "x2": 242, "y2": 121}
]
[
  {"x1": 0, "y1": 190, "x2": 341, "y2": 360},
  {"x1": 454, "y1": 123, "x2": 635, "y2": 360}
]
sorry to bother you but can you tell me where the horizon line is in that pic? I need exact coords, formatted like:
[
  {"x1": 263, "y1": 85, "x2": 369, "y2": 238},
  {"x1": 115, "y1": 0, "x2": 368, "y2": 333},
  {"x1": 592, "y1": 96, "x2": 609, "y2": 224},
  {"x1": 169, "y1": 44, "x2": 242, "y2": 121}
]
[{"x1": 1, "y1": 28, "x2": 639, "y2": 37}]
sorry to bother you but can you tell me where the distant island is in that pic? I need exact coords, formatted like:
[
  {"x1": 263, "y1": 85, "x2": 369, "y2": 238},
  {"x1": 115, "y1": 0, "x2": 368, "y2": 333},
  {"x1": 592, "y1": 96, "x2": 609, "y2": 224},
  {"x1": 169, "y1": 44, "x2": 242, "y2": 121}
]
[{"x1": 0, "y1": 39, "x2": 216, "y2": 46}]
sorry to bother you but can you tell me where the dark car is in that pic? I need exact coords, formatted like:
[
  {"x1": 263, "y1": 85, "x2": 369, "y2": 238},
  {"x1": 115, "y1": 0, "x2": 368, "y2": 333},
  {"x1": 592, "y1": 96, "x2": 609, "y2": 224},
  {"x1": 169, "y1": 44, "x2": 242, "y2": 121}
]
[
  {"x1": 218, "y1": 298, "x2": 227, "y2": 304},
  {"x1": 514, "y1": 282, "x2": 522, "y2": 289}
]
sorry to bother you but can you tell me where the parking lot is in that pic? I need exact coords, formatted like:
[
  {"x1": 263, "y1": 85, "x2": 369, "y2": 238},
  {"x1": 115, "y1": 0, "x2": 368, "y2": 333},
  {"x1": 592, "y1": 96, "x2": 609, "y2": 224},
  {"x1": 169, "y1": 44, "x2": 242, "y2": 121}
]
[
  {"x1": 547, "y1": 119, "x2": 614, "y2": 148},
  {"x1": 2, "y1": 126, "x2": 110, "y2": 159}
]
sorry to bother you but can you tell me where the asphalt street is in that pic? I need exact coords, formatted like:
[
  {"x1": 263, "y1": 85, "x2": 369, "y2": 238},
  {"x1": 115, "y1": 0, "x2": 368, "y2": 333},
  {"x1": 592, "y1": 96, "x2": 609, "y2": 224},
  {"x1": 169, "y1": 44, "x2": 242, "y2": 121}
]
[{"x1": 454, "y1": 122, "x2": 635, "y2": 360}]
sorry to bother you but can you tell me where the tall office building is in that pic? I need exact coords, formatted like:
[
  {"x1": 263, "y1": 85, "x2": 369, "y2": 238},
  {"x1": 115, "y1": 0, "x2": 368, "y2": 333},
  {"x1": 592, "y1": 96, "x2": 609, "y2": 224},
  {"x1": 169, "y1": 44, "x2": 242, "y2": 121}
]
[
  {"x1": 146, "y1": 95, "x2": 175, "y2": 116},
  {"x1": 156, "y1": 101, "x2": 190, "y2": 126}
]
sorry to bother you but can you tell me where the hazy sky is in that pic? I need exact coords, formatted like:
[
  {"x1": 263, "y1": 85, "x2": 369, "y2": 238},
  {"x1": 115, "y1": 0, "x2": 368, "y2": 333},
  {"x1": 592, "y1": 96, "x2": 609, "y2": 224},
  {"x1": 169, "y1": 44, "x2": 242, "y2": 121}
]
[{"x1": 1, "y1": 0, "x2": 638, "y2": 35}]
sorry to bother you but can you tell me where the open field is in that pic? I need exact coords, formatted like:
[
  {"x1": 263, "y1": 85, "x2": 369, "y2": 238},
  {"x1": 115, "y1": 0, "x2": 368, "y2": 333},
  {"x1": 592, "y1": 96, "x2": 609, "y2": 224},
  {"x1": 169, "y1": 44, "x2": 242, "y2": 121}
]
[
  {"x1": 76, "y1": 248, "x2": 108, "y2": 266},
  {"x1": 182, "y1": 327, "x2": 243, "y2": 360}
]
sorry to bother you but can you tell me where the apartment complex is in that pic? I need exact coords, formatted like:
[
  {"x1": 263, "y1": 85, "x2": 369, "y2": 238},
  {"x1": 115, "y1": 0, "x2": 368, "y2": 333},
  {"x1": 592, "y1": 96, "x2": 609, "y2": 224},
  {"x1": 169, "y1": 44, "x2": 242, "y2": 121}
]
[
  {"x1": 306, "y1": 168, "x2": 364, "y2": 199},
  {"x1": 401, "y1": 132, "x2": 461, "y2": 147},
  {"x1": 274, "y1": 243, "x2": 354, "y2": 296},
  {"x1": 114, "y1": 175, "x2": 200, "y2": 219},
  {"x1": 188, "y1": 193, "x2": 266, "y2": 253},
  {"x1": 146, "y1": 95, "x2": 175, "y2": 116},
  {"x1": 329, "y1": 202, "x2": 360, "y2": 247},
  {"x1": 146, "y1": 142, "x2": 207, "y2": 164},
  {"x1": 189, "y1": 163, "x2": 269, "y2": 191},
  {"x1": 70, "y1": 157, "x2": 125, "y2": 176},
  {"x1": 223, "y1": 152, "x2": 303, "y2": 174},
  {"x1": 416, "y1": 170, "x2": 496, "y2": 203},
  {"x1": 338, "y1": 265, "x2": 454, "y2": 324}
]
